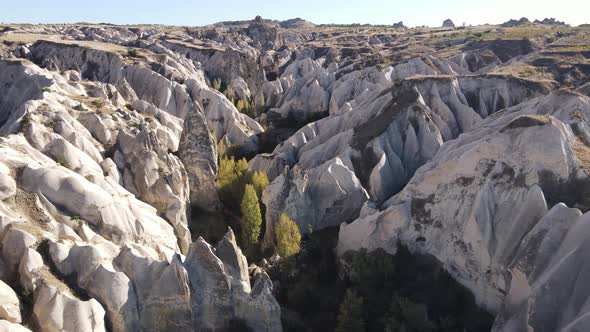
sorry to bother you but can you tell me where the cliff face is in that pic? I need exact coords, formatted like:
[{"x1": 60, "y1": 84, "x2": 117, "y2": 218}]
[
  {"x1": 253, "y1": 71, "x2": 552, "y2": 247},
  {"x1": 0, "y1": 35, "x2": 279, "y2": 331},
  {"x1": 338, "y1": 90, "x2": 590, "y2": 330}
]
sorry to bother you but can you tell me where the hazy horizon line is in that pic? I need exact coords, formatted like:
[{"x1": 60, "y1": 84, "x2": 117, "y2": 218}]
[{"x1": 1, "y1": 15, "x2": 586, "y2": 28}]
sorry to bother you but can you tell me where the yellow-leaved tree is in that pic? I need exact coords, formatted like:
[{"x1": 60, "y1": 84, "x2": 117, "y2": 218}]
[
  {"x1": 275, "y1": 214, "x2": 301, "y2": 258},
  {"x1": 216, "y1": 156, "x2": 250, "y2": 210},
  {"x1": 251, "y1": 171, "x2": 269, "y2": 198}
]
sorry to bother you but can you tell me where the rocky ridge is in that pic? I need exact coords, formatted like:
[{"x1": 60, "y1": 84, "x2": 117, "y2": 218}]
[{"x1": 0, "y1": 26, "x2": 279, "y2": 331}]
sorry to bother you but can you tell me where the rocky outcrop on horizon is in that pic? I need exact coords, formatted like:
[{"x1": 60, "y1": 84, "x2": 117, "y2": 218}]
[
  {"x1": 501, "y1": 17, "x2": 531, "y2": 27},
  {"x1": 392, "y1": 21, "x2": 407, "y2": 29},
  {"x1": 442, "y1": 19, "x2": 456, "y2": 28}
]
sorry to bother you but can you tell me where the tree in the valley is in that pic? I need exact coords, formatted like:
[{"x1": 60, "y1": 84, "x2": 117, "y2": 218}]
[
  {"x1": 275, "y1": 214, "x2": 301, "y2": 258},
  {"x1": 240, "y1": 184, "x2": 262, "y2": 247},
  {"x1": 335, "y1": 289, "x2": 366, "y2": 332}
]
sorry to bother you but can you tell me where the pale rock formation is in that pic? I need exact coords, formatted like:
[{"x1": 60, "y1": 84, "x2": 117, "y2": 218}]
[
  {"x1": 338, "y1": 91, "x2": 590, "y2": 316},
  {"x1": 0, "y1": 27, "x2": 287, "y2": 332},
  {"x1": 115, "y1": 128, "x2": 191, "y2": 252},
  {"x1": 18, "y1": 248, "x2": 44, "y2": 292},
  {"x1": 21, "y1": 164, "x2": 180, "y2": 251},
  {"x1": 185, "y1": 237, "x2": 234, "y2": 330},
  {"x1": 42, "y1": 227, "x2": 281, "y2": 332},
  {"x1": 194, "y1": 86, "x2": 263, "y2": 153},
  {"x1": 33, "y1": 283, "x2": 106, "y2": 332},
  {"x1": 162, "y1": 39, "x2": 262, "y2": 98},
  {"x1": 177, "y1": 102, "x2": 220, "y2": 210},
  {"x1": 184, "y1": 233, "x2": 281, "y2": 331},
  {"x1": 0, "y1": 173, "x2": 16, "y2": 200},
  {"x1": 246, "y1": 16, "x2": 283, "y2": 51},
  {"x1": 267, "y1": 57, "x2": 335, "y2": 122},
  {"x1": 47, "y1": 239, "x2": 142, "y2": 332},
  {"x1": 254, "y1": 74, "x2": 549, "y2": 244},
  {"x1": 5, "y1": 20, "x2": 588, "y2": 332},
  {"x1": 491, "y1": 203, "x2": 588, "y2": 331},
  {"x1": 1, "y1": 227, "x2": 37, "y2": 276},
  {"x1": 112, "y1": 245, "x2": 192, "y2": 331},
  {"x1": 0, "y1": 280, "x2": 21, "y2": 323},
  {"x1": 0, "y1": 320, "x2": 31, "y2": 332},
  {"x1": 215, "y1": 228, "x2": 251, "y2": 293},
  {"x1": 230, "y1": 77, "x2": 252, "y2": 101},
  {"x1": 261, "y1": 158, "x2": 369, "y2": 248}
]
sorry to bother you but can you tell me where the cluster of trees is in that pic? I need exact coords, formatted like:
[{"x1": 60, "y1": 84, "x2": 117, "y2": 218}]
[
  {"x1": 236, "y1": 98, "x2": 255, "y2": 118},
  {"x1": 335, "y1": 289, "x2": 437, "y2": 332},
  {"x1": 216, "y1": 155, "x2": 251, "y2": 211},
  {"x1": 272, "y1": 230, "x2": 494, "y2": 332},
  {"x1": 212, "y1": 78, "x2": 223, "y2": 92},
  {"x1": 332, "y1": 247, "x2": 493, "y2": 332},
  {"x1": 216, "y1": 153, "x2": 301, "y2": 257}
]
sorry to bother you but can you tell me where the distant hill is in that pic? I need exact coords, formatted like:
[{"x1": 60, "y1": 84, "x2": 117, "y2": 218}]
[
  {"x1": 279, "y1": 18, "x2": 316, "y2": 29},
  {"x1": 215, "y1": 17, "x2": 315, "y2": 29},
  {"x1": 501, "y1": 17, "x2": 530, "y2": 27},
  {"x1": 501, "y1": 17, "x2": 568, "y2": 27}
]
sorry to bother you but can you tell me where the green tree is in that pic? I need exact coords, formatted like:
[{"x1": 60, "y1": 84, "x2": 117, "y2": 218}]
[
  {"x1": 344, "y1": 248, "x2": 397, "y2": 330},
  {"x1": 275, "y1": 214, "x2": 301, "y2": 258},
  {"x1": 256, "y1": 94, "x2": 266, "y2": 115},
  {"x1": 217, "y1": 156, "x2": 237, "y2": 194},
  {"x1": 237, "y1": 98, "x2": 255, "y2": 118},
  {"x1": 216, "y1": 156, "x2": 251, "y2": 211},
  {"x1": 224, "y1": 86, "x2": 235, "y2": 103},
  {"x1": 212, "y1": 78, "x2": 222, "y2": 92},
  {"x1": 384, "y1": 296, "x2": 435, "y2": 332},
  {"x1": 240, "y1": 184, "x2": 262, "y2": 247},
  {"x1": 336, "y1": 289, "x2": 366, "y2": 332},
  {"x1": 251, "y1": 171, "x2": 269, "y2": 198}
]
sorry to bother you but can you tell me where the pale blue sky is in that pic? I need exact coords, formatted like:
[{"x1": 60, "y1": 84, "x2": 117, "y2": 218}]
[{"x1": 1, "y1": 0, "x2": 588, "y2": 27}]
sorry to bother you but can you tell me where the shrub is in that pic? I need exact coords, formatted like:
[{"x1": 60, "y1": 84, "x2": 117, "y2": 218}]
[
  {"x1": 240, "y1": 184, "x2": 262, "y2": 247},
  {"x1": 92, "y1": 99, "x2": 105, "y2": 109},
  {"x1": 224, "y1": 86, "x2": 235, "y2": 101},
  {"x1": 335, "y1": 289, "x2": 365, "y2": 332},
  {"x1": 73, "y1": 102, "x2": 86, "y2": 111},
  {"x1": 127, "y1": 48, "x2": 139, "y2": 58},
  {"x1": 256, "y1": 94, "x2": 266, "y2": 115},
  {"x1": 212, "y1": 78, "x2": 223, "y2": 92},
  {"x1": 251, "y1": 171, "x2": 269, "y2": 198},
  {"x1": 519, "y1": 66, "x2": 539, "y2": 77},
  {"x1": 348, "y1": 248, "x2": 396, "y2": 287},
  {"x1": 237, "y1": 98, "x2": 255, "y2": 118},
  {"x1": 275, "y1": 214, "x2": 301, "y2": 258}
]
